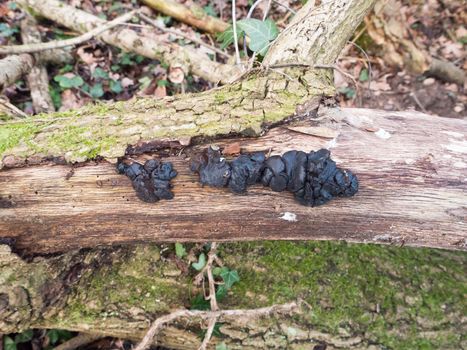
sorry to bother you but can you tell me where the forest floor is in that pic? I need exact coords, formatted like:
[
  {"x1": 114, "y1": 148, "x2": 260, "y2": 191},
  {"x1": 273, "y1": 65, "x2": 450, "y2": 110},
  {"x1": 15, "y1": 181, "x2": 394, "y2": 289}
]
[
  {"x1": 0, "y1": 0, "x2": 465, "y2": 118},
  {"x1": 0, "y1": 0, "x2": 466, "y2": 349}
]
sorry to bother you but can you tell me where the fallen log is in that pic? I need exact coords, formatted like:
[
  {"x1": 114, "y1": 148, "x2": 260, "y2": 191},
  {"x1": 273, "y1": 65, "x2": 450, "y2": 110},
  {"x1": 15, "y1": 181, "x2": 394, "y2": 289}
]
[{"x1": 0, "y1": 107, "x2": 466, "y2": 254}]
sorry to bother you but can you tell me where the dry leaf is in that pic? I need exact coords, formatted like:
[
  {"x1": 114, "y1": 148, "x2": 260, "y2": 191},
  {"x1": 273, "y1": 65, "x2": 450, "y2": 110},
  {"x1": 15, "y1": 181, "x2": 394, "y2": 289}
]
[
  {"x1": 121, "y1": 77, "x2": 134, "y2": 88},
  {"x1": 168, "y1": 66, "x2": 185, "y2": 84},
  {"x1": 77, "y1": 46, "x2": 97, "y2": 65},
  {"x1": 59, "y1": 90, "x2": 83, "y2": 111},
  {"x1": 154, "y1": 85, "x2": 167, "y2": 98},
  {"x1": 286, "y1": 126, "x2": 339, "y2": 139}
]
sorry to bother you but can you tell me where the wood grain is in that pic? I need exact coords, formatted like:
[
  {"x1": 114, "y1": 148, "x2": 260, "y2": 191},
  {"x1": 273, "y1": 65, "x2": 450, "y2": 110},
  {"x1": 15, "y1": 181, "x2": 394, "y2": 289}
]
[{"x1": 1, "y1": 108, "x2": 466, "y2": 254}]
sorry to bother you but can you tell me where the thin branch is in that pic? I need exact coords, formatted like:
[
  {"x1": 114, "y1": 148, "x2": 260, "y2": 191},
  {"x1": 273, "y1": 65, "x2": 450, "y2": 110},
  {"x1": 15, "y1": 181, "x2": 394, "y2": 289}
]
[
  {"x1": 138, "y1": 13, "x2": 231, "y2": 59},
  {"x1": 0, "y1": 11, "x2": 137, "y2": 55},
  {"x1": 232, "y1": 0, "x2": 242, "y2": 65},
  {"x1": 133, "y1": 302, "x2": 299, "y2": 350},
  {"x1": 273, "y1": 0, "x2": 296, "y2": 14},
  {"x1": 52, "y1": 333, "x2": 102, "y2": 350},
  {"x1": 347, "y1": 40, "x2": 372, "y2": 92},
  {"x1": 198, "y1": 317, "x2": 217, "y2": 350}
]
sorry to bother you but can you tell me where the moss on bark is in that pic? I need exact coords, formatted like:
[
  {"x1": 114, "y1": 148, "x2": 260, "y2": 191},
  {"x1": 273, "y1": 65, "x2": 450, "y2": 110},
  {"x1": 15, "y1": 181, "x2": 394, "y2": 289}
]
[{"x1": 2, "y1": 242, "x2": 460, "y2": 349}]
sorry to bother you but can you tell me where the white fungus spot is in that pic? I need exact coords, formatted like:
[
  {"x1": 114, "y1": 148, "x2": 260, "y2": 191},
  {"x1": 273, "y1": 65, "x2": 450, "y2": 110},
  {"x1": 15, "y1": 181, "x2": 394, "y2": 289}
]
[
  {"x1": 280, "y1": 212, "x2": 297, "y2": 222},
  {"x1": 374, "y1": 128, "x2": 391, "y2": 139}
]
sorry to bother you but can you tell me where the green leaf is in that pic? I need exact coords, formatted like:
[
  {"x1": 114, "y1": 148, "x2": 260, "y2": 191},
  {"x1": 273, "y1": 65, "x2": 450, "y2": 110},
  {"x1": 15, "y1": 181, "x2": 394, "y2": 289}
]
[
  {"x1": 90, "y1": 83, "x2": 104, "y2": 98},
  {"x1": 157, "y1": 79, "x2": 169, "y2": 87},
  {"x1": 175, "y1": 242, "x2": 186, "y2": 258},
  {"x1": 59, "y1": 64, "x2": 73, "y2": 74},
  {"x1": 216, "y1": 342, "x2": 229, "y2": 350},
  {"x1": 3, "y1": 336, "x2": 16, "y2": 350},
  {"x1": 54, "y1": 75, "x2": 84, "y2": 89},
  {"x1": 217, "y1": 25, "x2": 244, "y2": 50},
  {"x1": 190, "y1": 294, "x2": 210, "y2": 310},
  {"x1": 215, "y1": 284, "x2": 228, "y2": 300},
  {"x1": 192, "y1": 253, "x2": 206, "y2": 271},
  {"x1": 338, "y1": 86, "x2": 356, "y2": 99},
  {"x1": 92, "y1": 67, "x2": 109, "y2": 80},
  {"x1": 203, "y1": 4, "x2": 217, "y2": 17},
  {"x1": 359, "y1": 68, "x2": 369, "y2": 82},
  {"x1": 49, "y1": 85, "x2": 62, "y2": 110},
  {"x1": 15, "y1": 329, "x2": 33, "y2": 343},
  {"x1": 237, "y1": 18, "x2": 279, "y2": 55},
  {"x1": 220, "y1": 269, "x2": 240, "y2": 289},
  {"x1": 138, "y1": 76, "x2": 152, "y2": 90},
  {"x1": 110, "y1": 79, "x2": 123, "y2": 93},
  {"x1": 0, "y1": 23, "x2": 18, "y2": 37},
  {"x1": 46, "y1": 330, "x2": 73, "y2": 345}
]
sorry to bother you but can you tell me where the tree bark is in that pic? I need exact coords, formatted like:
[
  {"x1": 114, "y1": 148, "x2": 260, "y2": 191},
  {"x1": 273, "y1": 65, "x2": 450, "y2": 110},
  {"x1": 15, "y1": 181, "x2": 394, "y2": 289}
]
[
  {"x1": 1, "y1": 242, "x2": 466, "y2": 349},
  {"x1": 1, "y1": 107, "x2": 466, "y2": 254},
  {"x1": 20, "y1": 15, "x2": 56, "y2": 114}
]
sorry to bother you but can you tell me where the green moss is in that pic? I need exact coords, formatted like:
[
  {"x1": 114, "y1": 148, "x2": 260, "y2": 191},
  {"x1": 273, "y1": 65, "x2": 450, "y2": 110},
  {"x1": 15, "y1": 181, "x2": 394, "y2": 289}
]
[
  {"x1": 60, "y1": 246, "x2": 189, "y2": 324},
  {"x1": 0, "y1": 122, "x2": 42, "y2": 156},
  {"x1": 219, "y1": 241, "x2": 466, "y2": 349}
]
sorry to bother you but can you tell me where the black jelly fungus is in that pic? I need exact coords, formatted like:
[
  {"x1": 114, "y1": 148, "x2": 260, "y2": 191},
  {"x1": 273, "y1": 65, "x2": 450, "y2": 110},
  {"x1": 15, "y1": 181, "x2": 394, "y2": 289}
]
[
  {"x1": 191, "y1": 146, "x2": 358, "y2": 207},
  {"x1": 117, "y1": 158, "x2": 177, "y2": 203}
]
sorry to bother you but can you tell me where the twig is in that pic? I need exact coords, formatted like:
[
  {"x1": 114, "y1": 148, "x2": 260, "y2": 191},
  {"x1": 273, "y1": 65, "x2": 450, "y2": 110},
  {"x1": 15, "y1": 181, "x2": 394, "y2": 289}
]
[
  {"x1": 206, "y1": 242, "x2": 219, "y2": 312},
  {"x1": 0, "y1": 98, "x2": 28, "y2": 119},
  {"x1": 198, "y1": 317, "x2": 217, "y2": 350},
  {"x1": 347, "y1": 41, "x2": 372, "y2": 93},
  {"x1": 232, "y1": 0, "x2": 242, "y2": 65},
  {"x1": 273, "y1": 0, "x2": 296, "y2": 14},
  {"x1": 52, "y1": 333, "x2": 102, "y2": 350},
  {"x1": 133, "y1": 302, "x2": 299, "y2": 350},
  {"x1": 138, "y1": 13, "x2": 230, "y2": 59},
  {"x1": 410, "y1": 91, "x2": 428, "y2": 113},
  {"x1": 0, "y1": 11, "x2": 137, "y2": 55}
]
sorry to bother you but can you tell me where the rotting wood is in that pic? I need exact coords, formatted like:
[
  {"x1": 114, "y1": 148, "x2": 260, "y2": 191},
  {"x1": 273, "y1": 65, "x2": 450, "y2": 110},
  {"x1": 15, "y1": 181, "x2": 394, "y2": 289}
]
[{"x1": 1, "y1": 108, "x2": 465, "y2": 254}]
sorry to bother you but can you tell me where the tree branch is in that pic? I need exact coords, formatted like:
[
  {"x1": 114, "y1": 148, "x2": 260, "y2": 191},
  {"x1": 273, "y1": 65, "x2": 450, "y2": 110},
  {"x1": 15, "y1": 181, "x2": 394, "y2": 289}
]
[
  {"x1": 16, "y1": 0, "x2": 240, "y2": 84},
  {"x1": 141, "y1": 0, "x2": 229, "y2": 34},
  {"x1": 0, "y1": 11, "x2": 138, "y2": 55}
]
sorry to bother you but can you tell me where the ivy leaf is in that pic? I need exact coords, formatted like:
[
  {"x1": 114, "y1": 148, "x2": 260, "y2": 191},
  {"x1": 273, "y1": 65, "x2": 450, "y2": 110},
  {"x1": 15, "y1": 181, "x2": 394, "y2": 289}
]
[
  {"x1": 54, "y1": 75, "x2": 84, "y2": 89},
  {"x1": 237, "y1": 18, "x2": 279, "y2": 55},
  {"x1": 47, "y1": 329, "x2": 73, "y2": 345},
  {"x1": 92, "y1": 67, "x2": 109, "y2": 80},
  {"x1": 359, "y1": 68, "x2": 369, "y2": 82},
  {"x1": 190, "y1": 294, "x2": 210, "y2": 310},
  {"x1": 220, "y1": 269, "x2": 240, "y2": 289},
  {"x1": 215, "y1": 284, "x2": 228, "y2": 300},
  {"x1": 192, "y1": 253, "x2": 206, "y2": 271},
  {"x1": 90, "y1": 83, "x2": 104, "y2": 98},
  {"x1": 15, "y1": 330, "x2": 33, "y2": 344},
  {"x1": 217, "y1": 25, "x2": 244, "y2": 50},
  {"x1": 110, "y1": 79, "x2": 123, "y2": 94},
  {"x1": 3, "y1": 336, "x2": 16, "y2": 350},
  {"x1": 175, "y1": 243, "x2": 186, "y2": 258}
]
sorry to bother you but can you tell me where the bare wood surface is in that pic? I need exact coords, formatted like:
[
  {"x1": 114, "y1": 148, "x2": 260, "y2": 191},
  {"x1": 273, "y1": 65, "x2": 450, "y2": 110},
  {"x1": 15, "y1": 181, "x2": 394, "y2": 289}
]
[
  {"x1": 141, "y1": 0, "x2": 229, "y2": 34},
  {"x1": 1, "y1": 108, "x2": 465, "y2": 254}
]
